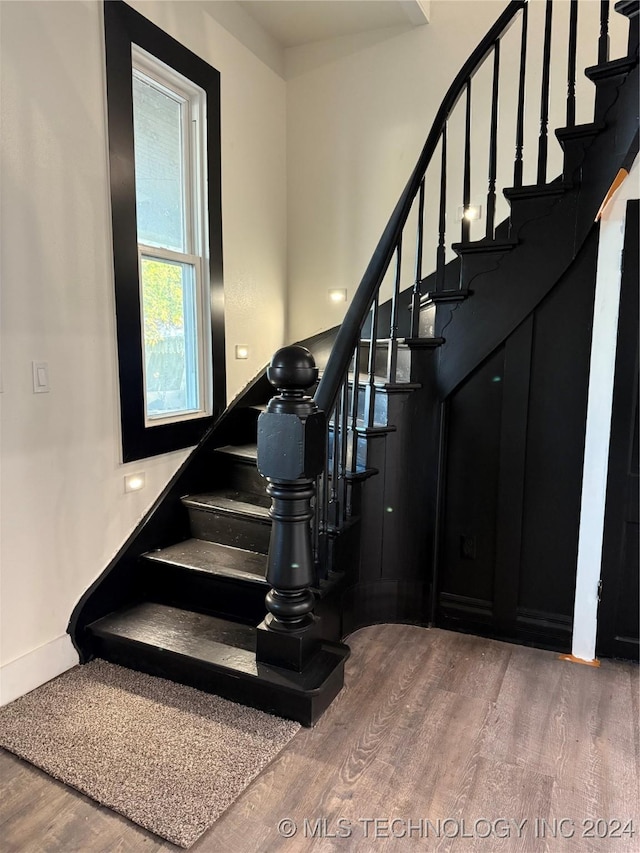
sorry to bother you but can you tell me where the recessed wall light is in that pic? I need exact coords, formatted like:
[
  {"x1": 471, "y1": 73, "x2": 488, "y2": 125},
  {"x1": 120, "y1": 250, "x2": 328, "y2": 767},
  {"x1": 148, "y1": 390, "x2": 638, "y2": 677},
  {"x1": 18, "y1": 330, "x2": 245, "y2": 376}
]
[
  {"x1": 328, "y1": 288, "x2": 347, "y2": 303},
  {"x1": 235, "y1": 345, "x2": 249, "y2": 360},
  {"x1": 124, "y1": 472, "x2": 145, "y2": 493},
  {"x1": 457, "y1": 204, "x2": 482, "y2": 222}
]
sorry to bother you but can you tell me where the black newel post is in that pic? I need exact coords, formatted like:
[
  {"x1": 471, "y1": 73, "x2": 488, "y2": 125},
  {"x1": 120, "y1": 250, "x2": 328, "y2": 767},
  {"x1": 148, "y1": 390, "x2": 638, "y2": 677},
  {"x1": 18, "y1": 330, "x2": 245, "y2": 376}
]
[{"x1": 256, "y1": 345, "x2": 326, "y2": 671}]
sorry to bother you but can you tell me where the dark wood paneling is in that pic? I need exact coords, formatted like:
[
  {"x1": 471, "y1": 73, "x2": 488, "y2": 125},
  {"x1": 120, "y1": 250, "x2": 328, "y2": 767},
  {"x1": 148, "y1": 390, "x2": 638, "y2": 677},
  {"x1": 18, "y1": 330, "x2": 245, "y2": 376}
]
[
  {"x1": 518, "y1": 229, "x2": 598, "y2": 618},
  {"x1": 437, "y1": 228, "x2": 599, "y2": 650},
  {"x1": 493, "y1": 317, "x2": 532, "y2": 628},
  {"x1": 440, "y1": 347, "x2": 505, "y2": 606}
]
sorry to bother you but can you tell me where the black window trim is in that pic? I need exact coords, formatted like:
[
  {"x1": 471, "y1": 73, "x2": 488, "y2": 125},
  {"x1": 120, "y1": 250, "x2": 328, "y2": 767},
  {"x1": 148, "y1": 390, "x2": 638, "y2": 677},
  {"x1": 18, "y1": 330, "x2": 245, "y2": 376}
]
[{"x1": 104, "y1": 0, "x2": 225, "y2": 462}]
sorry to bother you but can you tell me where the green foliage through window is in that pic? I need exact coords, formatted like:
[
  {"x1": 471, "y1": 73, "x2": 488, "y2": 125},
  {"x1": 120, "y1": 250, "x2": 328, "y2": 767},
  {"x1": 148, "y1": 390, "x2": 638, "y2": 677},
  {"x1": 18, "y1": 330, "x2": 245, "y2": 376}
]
[{"x1": 141, "y1": 257, "x2": 185, "y2": 348}]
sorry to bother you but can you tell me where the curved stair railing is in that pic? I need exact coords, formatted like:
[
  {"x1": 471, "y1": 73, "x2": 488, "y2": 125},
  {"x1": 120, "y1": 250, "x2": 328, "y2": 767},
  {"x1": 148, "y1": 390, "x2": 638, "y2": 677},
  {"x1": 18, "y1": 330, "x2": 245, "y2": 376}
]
[
  {"x1": 316, "y1": 0, "x2": 523, "y2": 417},
  {"x1": 295, "y1": 0, "x2": 634, "y2": 582}
]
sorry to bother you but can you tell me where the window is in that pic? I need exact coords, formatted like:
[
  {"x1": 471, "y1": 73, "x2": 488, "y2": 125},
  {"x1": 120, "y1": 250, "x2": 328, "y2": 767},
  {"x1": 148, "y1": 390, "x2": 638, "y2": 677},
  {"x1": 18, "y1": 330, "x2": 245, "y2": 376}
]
[
  {"x1": 104, "y1": 1, "x2": 225, "y2": 461},
  {"x1": 133, "y1": 52, "x2": 209, "y2": 425}
]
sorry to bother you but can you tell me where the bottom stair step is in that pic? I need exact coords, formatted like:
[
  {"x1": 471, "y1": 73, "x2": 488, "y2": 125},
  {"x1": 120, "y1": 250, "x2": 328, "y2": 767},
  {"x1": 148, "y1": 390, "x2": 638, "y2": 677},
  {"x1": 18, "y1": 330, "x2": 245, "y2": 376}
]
[{"x1": 87, "y1": 602, "x2": 349, "y2": 726}]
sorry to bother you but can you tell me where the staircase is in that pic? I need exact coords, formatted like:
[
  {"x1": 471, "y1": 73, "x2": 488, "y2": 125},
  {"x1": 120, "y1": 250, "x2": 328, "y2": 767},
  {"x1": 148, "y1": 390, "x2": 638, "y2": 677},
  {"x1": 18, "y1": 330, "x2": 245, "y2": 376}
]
[
  {"x1": 79, "y1": 397, "x2": 351, "y2": 727},
  {"x1": 69, "y1": 0, "x2": 639, "y2": 724}
]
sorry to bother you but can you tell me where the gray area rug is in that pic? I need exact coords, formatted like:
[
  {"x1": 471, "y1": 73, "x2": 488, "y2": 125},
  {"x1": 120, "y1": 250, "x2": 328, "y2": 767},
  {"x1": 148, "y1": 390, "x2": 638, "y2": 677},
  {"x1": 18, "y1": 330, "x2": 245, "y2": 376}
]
[{"x1": 0, "y1": 660, "x2": 300, "y2": 847}]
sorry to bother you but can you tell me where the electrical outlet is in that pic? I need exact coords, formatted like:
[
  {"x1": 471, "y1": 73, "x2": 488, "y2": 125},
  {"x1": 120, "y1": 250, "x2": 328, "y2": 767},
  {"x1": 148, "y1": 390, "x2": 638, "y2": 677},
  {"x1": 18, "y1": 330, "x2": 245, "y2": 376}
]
[{"x1": 460, "y1": 534, "x2": 477, "y2": 560}]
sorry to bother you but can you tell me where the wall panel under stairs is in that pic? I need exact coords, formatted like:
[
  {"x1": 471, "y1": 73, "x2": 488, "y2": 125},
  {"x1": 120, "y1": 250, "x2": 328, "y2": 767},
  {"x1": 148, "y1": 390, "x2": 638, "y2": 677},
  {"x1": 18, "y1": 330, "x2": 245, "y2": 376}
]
[{"x1": 437, "y1": 226, "x2": 600, "y2": 651}]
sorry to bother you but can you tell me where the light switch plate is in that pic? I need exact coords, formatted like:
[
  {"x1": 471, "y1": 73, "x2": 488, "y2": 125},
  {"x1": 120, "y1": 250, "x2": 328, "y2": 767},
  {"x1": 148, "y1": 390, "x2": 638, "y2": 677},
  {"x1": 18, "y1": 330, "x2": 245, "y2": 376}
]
[{"x1": 32, "y1": 361, "x2": 50, "y2": 393}]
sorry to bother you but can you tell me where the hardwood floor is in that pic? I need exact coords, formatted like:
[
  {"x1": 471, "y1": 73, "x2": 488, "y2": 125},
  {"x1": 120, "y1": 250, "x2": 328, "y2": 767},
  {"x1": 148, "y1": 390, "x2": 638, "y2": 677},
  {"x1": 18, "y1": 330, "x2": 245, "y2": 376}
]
[{"x1": 1, "y1": 625, "x2": 637, "y2": 852}]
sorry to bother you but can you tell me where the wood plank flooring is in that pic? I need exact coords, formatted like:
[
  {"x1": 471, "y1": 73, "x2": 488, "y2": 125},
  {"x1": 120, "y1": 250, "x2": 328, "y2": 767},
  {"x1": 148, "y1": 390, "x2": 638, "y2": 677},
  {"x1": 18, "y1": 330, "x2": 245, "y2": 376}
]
[{"x1": 1, "y1": 625, "x2": 637, "y2": 852}]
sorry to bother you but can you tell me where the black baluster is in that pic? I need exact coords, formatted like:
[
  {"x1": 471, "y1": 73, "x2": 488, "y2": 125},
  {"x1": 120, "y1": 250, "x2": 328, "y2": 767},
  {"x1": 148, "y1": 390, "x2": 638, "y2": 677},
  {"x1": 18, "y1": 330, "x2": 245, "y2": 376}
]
[
  {"x1": 514, "y1": 3, "x2": 528, "y2": 188},
  {"x1": 486, "y1": 40, "x2": 500, "y2": 239},
  {"x1": 598, "y1": 0, "x2": 610, "y2": 64},
  {"x1": 256, "y1": 345, "x2": 326, "y2": 671},
  {"x1": 537, "y1": 0, "x2": 553, "y2": 185},
  {"x1": 388, "y1": 237, "x2": 402, "y2": 382},
  {"x1": 364, "y1": 297, "x2": 379, "y2": 429},
  {"x1": 566, "y1": 0, "x2": 578, "y2": 128},
  {"x1": 330, "y1": 395, "x2": 340, "y2": 526},
  {"x1": 462, "y1": 79, "x2": 472, "y2": 243},
  {"x1": 312, "y1": 470, "x2": 320, "y2": 568},
  {"x1": 436, "y1": 128, "x2": 447, "y2": 291},
  {"x1": 410, "y1": 178, "x2": 425, "y2": 338},
  {"x1": 349, "y1": 340, "x2": 362, "y2": 480},
  {"x1": 338, "y1": 376, "x2": 349, "y2": 525},
  {"x1": 318, "y1": 441, "x2": 329, "y2": 577}
]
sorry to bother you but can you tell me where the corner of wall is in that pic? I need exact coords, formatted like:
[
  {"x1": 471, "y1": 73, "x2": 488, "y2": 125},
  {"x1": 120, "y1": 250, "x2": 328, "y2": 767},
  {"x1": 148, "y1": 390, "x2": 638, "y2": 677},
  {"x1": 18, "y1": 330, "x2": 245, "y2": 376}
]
[{"x1": 0, "y1": 635, "x2": 78, "y2": 707}]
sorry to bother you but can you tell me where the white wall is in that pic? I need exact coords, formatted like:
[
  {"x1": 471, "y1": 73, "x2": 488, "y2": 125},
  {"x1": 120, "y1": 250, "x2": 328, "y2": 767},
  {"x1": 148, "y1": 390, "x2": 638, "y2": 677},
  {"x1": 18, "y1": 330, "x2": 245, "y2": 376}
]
[
  {"x1": 572, "y1": 156, "x2": 639, "y2": 663},
  {"x1": 128, "y1": 0, "x2": 288, "y2": 389},
  {"x1": 285, "y1": 0, "x2": 627, "y2": 343},
  {"x1": 0, "y1": 0, "x2": 286, "y2": 702},
  {"x1": 285, "y1": 0, "x2": 500, "y2": 342}
]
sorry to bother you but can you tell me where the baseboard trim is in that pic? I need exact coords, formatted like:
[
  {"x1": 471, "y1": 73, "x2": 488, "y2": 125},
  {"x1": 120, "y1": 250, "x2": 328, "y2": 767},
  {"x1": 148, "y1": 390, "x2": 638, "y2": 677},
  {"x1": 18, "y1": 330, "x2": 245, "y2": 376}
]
[
  {"x1": 436, "y1": 598, "x2": 573, "y2": 653},
  {"x1": 0, "y1": 634, "x2": 78, "y2": 706},
  {"x1": 439, "y1": 592, "x2": 493, "y2": 618}
]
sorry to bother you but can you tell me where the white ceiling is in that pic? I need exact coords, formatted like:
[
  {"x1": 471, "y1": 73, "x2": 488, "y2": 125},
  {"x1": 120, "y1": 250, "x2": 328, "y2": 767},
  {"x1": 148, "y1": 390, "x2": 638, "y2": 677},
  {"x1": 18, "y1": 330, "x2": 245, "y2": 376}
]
[
  {"x1": 237, "y1": 1, "x2": 430, "y2": 49},
  {"x1": 202, "y1": 0, "x2": 430, "y2": 78}
]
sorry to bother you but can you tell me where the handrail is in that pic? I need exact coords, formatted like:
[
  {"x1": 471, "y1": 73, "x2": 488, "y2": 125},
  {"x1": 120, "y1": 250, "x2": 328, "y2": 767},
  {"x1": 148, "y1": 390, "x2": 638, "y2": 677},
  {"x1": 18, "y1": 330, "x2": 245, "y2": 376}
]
[{"x1": 314, "y1": 0, "x2": 526, "y2": 416}]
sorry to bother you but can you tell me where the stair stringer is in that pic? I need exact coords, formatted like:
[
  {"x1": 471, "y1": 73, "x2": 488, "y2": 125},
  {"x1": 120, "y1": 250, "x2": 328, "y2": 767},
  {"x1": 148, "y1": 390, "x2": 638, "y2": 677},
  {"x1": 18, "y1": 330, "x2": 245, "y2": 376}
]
[
  {"x1": 68, "y1": 370, "x2": 273, "y2": 661},
  {"x1": 436, "y1": 57, "x2": 638, "y2": 400}
]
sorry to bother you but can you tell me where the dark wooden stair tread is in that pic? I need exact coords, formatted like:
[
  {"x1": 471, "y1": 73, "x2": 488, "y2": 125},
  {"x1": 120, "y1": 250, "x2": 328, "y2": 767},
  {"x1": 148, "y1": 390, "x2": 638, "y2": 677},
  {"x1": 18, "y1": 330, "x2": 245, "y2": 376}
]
[
  {"x1": 503, "y1": 181, "x2": 572, "y2": 201},
  {"x1": 182, "y1": 490, "x2": 271, "y2": 520},
  {"x1": 401, "y1": 336, "x2": 446, "y2": 348},
  {"x1": 585, "y1": 53, "x2": 638, "y2": 82},
  {"x1": 88, "y1": 602, "x2": 349, "y2": 694},
  {"x1": 420, "y1": 288, "x2": 470, "y2": 305},
  {"x1": 555, "y1": 121, "x2": 604, "y2": 143},
  {"x1": 451, "y1": 237, "x2": 519, "y2": 255},
  {"x1": 91, "y1": 603, "x2": 256, "y2": 656},
  {"x1": 144, "y1": 539, "x2": 268, "y2": 584},
  {"x1": 317, "y1": 367, "x2": 420, "y2": 391},
  {"x1": 215, "y1": 444, "x2": 258, "y2": 464},
  {"x1": 346, "y1": 376, "x2": 422, "y2": 391},
  {"x1": 358, "y1": 337, "x2": 410, "y2": 347}
]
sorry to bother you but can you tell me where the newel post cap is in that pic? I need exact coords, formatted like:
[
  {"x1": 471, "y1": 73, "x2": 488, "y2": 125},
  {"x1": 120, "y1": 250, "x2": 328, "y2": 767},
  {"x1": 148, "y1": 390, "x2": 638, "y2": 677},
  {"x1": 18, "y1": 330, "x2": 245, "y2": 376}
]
[{"x1": 267, "y1": 345, "x2": 318, "y2": 393}]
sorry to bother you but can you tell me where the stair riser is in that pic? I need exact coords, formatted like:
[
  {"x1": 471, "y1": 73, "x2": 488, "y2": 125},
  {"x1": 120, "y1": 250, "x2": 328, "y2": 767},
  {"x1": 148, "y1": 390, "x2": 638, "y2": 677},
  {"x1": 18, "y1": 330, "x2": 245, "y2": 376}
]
[
  {"x1": 142, "y1": 562, "x2": 268, "y2": 624},
  {"x1": 557, "y1": 131, "x2": 600, "y2": 182},
  {"x1": 419, "y1": 304, "x2": 436, "y2": 338},
  {"x1": 327, "y1": 429, "x2": 370, "y2": 471},
  {"x1": 342, "y1": 379, "x2": 419, "y2": 429},
  {"x1": 350, "y1": 385, "x2": 390, "y2": 428},
  {"x1": 590, "y1": 66, "x2": 636, "y2": 124},
  {"x1": 358, "y1": 342, "x2": 412, "y2": 383},
  {"x1": 188, "y1": 508, "x2": 272, "y2": 554},
  {"x1": 222, "y1": 461, "x2": 267, "y2": 498},
  {"x1": 89, "y1": 634, "x2": 346, "y2": 726},
  {"x1": 505, "y1": 192, "x2": 564, "y2": 236}
]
